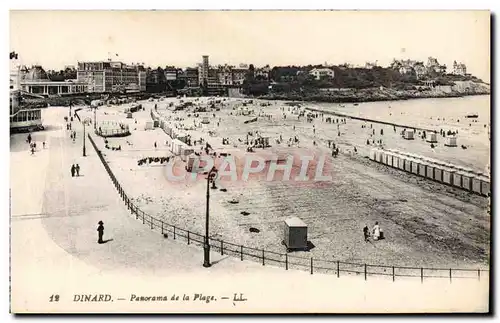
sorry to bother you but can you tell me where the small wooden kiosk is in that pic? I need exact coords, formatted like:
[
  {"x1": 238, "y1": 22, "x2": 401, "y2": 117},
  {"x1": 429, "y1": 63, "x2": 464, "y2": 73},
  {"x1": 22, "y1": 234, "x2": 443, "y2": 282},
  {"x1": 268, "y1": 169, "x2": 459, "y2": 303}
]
[{"x1": 283, "y1": 217, "x2": 308, "y2": 252}]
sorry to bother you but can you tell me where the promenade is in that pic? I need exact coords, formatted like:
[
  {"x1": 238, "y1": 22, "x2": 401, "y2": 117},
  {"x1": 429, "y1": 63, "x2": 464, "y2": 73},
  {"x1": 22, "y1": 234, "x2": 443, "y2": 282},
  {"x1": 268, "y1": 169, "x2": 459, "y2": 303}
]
[{"x1": 10, "y1": 107, "x2": 489, "y2": 313}]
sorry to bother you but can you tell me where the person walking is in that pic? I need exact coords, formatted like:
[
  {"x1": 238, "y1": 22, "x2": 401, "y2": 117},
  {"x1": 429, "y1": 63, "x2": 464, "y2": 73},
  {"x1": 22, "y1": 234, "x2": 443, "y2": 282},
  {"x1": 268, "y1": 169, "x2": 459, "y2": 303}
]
[
  {"x1": 363, "y1": 226, "x2": 370, "y2": 242},
  {"x1": 75, "y1": 164, "x2": 80, "y2": 176},
  {"x1": 31, "y1": 147, "x2": 35, "y2": 155},
  {"x1": 97, "y1": 221, "x2": 104, "y2": 244},
  {"x1": 27, "y1": 133, "x2": 32, "y2": 144},
  {"x1": 43, "y1": 141, "x2": 46, "y2": 149},
  {"x1": 71, "y1": 164, "x2": 75, "y2": 177}
]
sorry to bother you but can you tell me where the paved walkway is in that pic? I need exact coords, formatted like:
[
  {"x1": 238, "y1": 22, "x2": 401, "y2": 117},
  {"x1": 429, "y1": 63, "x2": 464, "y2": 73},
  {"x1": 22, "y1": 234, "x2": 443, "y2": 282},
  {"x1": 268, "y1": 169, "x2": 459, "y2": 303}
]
[{"x1": 10, "y1": 107, "x2": 489, "y2": 313}]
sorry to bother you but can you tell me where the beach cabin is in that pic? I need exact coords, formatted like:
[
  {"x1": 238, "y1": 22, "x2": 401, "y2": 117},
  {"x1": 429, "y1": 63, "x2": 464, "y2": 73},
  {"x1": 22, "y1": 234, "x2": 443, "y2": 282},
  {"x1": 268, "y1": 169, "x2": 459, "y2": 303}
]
[
  {"x1": 480, "y1": 178, "x2": 490, "y2": 196},
  {"x1": 426, "y1": 132, "x2": 438, "y2": 143},
  {"x1": 460, "y1": 172, "x2": 473, "y2": 191},
  {"x1": 445, "y1": 136, "x2": 457, "y2": 147},
  {"x1": 398, "y1": 155, "x2": 406, "y2": 170},
  {"x1": 171, "y1": 139, "x2": 187, "y2": 155},
  {"x1": 180, "y1": 148, "x2": 196, "y2": 162},
  {"x1": 404, "y1": 157, "x2": 412, "y2": 172},
  {"x1": 434, "y1": 167, "x2": 443, "y2": 182},
  {"x1": 283, "y1": 217, "x2": 308, "y2": 251},
  {"x1": 385, "y1": 152, "x2": 394, "y2": 167},
  {"x1": 377, "y1": 150, "x2": 385, "y2": 163},
  {"x1": 369, "y1": 148, "x2": 377, "y2": 161},
  {"x1": 418, "y1": 161, "x2": 427, "y2": 177},
  {"x1": 391, "y1": 154, "x2": 400, "y2": 169},
  {"x1": 472, "y1": 176, "x2": 482, "y2": 194},
  {"x1": 403, "y1": 130, "x2": 414, "y2": 140},
  {"x1": 442, "y1": 168, "x2": 455, "y2": 185},
  {"x1": 426, "y1": 164, "x2": 435, "y2": 180},
  {"x1": 411, "y1": 159, "x2": 420, "y2": 175},
  {"x1": 452, "y1": 172, "x2": 463, "y2": 189}
]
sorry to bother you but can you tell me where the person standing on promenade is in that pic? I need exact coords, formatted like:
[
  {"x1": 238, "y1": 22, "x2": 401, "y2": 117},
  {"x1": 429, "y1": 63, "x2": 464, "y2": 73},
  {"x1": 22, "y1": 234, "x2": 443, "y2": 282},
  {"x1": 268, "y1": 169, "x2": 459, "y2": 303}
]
[
  {"x1": 75, "y1": 164, "x2": 80, "y2": 176},
  {"x1": 71, "y1": 164, "x2": 75, "y2": 177},
  {"x1": 97, "y1": 221, "x2": 104, "y2": 244}
]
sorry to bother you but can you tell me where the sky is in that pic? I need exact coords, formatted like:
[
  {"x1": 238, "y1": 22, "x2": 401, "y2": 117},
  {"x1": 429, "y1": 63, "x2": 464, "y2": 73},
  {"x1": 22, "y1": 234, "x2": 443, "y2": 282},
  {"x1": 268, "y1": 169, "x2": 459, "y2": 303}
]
[{"x1": 9, "y1": 10, "x2": 490, "y2": 81}]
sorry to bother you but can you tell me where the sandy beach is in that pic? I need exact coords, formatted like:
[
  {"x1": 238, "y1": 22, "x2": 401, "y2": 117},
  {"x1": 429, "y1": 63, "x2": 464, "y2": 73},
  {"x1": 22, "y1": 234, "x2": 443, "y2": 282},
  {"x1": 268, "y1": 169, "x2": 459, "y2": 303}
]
[{"x1": 77, "y1": 95, "x2": 490, "y2": 271}]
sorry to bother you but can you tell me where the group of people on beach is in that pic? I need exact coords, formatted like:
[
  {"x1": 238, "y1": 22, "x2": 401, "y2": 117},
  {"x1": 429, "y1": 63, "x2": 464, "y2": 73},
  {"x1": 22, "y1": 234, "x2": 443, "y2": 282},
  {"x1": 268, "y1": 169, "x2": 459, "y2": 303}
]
[{"x1": 363, "y1": 222, "x2": 383, "y2": 242}]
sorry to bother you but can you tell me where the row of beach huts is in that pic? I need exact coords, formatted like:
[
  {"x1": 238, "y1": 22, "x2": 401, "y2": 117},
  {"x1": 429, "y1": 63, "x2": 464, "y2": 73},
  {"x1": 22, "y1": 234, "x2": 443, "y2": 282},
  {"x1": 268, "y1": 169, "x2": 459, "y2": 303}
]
[
  {"x1": 369, "y1": 148, "x2": 490, "y2": 197},
  {"x1": 150, "y1": 109, "x2": 195, "y2": 160}
]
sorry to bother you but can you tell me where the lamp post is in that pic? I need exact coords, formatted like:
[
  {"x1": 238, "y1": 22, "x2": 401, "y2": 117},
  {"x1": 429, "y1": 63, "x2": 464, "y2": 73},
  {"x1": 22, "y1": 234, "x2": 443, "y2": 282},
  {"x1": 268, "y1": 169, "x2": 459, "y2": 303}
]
[
  {"x1": 203, "y1": 166, "x2": 218, "y2": 268},
  {"x1": 83, "y1": 117, "x2": 91, "y2": 157}
]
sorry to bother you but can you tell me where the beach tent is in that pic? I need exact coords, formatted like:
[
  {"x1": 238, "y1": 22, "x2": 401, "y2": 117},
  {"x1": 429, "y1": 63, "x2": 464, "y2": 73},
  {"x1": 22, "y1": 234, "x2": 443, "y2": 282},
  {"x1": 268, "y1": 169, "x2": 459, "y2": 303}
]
[
  {"x1": 403, "y1": 130, "x2": 414, "y2": 140},
  {"x1": 445, "y1": 136, "x2": 457, "y2": 147},
  {"x1": 426, "y1": 132, "x2": 438, "y2": 143},
  {"x1": 369, "y1": 149, "x2": 377, "y2": 161}
]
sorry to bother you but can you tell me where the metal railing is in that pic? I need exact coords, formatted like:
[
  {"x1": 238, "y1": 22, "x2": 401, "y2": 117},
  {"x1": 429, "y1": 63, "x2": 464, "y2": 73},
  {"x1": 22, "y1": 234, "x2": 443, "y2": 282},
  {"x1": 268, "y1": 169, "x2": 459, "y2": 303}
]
[{"x1": 86, "y1": 131, "x2": 489, "y2": 283}]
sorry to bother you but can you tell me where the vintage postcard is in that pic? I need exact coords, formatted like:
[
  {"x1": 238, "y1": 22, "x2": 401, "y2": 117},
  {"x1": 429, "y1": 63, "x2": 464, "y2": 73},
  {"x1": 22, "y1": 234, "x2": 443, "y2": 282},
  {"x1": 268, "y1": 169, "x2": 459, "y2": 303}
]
[{"x1": 9, "y1": 10, "x2": 491, "y2": 313}]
